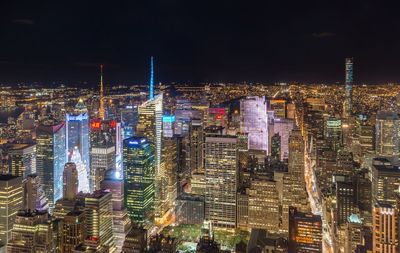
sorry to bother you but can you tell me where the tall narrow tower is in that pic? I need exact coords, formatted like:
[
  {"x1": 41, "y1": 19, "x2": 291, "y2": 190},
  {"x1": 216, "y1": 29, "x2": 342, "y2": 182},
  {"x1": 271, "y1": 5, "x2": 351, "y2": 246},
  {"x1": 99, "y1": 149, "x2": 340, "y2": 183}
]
[
  {"x1": 345, "y1": 58, "x2": 353, "y2": 116},
  {"x1": 149, "y1": 56, "x2": 154, "y2": 100},
  {"x1": 99, "y1": 64, "x2": 105, "y2": 119}
]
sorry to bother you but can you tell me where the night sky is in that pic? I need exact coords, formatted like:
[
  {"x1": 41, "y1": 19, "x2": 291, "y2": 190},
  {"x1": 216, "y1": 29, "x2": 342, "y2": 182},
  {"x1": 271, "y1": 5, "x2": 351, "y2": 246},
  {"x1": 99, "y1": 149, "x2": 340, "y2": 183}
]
[{"x1": 1, "y1": 1, "x2": 400, "y2": 85}]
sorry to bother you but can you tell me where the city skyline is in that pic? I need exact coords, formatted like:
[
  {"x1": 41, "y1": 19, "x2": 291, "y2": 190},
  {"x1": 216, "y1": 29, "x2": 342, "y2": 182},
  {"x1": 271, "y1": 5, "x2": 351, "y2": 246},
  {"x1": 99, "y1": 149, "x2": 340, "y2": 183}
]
[{"x1": 1, "y1": 2, "x2": 400, "y2": 253}]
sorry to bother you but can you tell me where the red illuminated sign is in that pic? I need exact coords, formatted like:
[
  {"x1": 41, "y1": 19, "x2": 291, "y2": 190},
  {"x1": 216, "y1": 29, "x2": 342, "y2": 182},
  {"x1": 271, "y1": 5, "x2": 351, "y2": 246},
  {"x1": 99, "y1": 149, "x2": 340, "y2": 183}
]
[
  {"x1": 110, "y1": 120, "x2": 117, "y2": 129},
  {"x1": 209, "y1": 108, "x2": 225, "y2": 115},
  {"x1": 91, "y1": 119, "x2": 102, "y2": 130},
  {"x1": 215, "y1": 114, "x2": 223, "y2": 120}
]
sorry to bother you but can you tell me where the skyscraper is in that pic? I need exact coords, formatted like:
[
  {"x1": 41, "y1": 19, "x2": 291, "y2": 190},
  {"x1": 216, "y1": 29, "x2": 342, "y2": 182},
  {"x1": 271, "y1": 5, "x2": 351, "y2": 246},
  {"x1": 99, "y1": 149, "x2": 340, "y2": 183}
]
[
  {"x1": 240, "y1": 96, "x2": 268, "y2": 152},
  {"x1": 136, "y1": 94, "x2": 163, "y2": 219},
  {"x1": 156, "y1": 137, "x2": 178, "y2": 221},
  {"x1": 90, "y1": 119, "x2": 122, "y2": 181},
  {"x1": 335, "y1": 176, "x2": 356, "y2": 225},
  {"x1": 84, "y1": 190, "x2": 116, "y2": 252},
  {"x1": 36, "y1": 121, "x2": 66, "y2": 210},
  {"x1": 325, "y1": 116, "x2": 343, "y2": 151},
  {"x1": 136, "y1": 94, "x2": 163, "y2": 171},
  {"x1": 372, "y1": 203, "x2": 398, "y2": 252},
  {"x1": 375, "y1": 111, "x2": 400, "y2": 157},
  {"x1": 66, "y1": 100, "x2": 90, "y2": 193},
  {"x1": 63, "y1": 162, "x2": 78, "y2": 200},
  {"x1": 62, "y1": 210, "x2": 86, "y2": 253},
  {"x1": 101, "y1": 169, "x2": 132, "y2": 252},
  {"x1": 90, "y1": 124, "x2": 116, "y2": 192},
  {"x1": 123, "y1": 137, "x2": 155, "y2": 225},
  {"x1": 282, "y1": 129, "x2": 309, "y2": 232},
  {"x1": 248, "y1": 177, "x2": 280, "y2": 232},
  {"x1": 7, "y1": 210, "x2": 53, "y2": 252},
  {"x1": 204, "y1": 132, "x2": 238, "y2": 228},
  {"x1": 345, "y1": 57, "x2": 353, "y2": 117},
  {"x1": 0, "y1": 175, "x2": 23, "y2": 246},
  {"x1": 371, "y1": 157, "x2": 400, "y2": 206}
]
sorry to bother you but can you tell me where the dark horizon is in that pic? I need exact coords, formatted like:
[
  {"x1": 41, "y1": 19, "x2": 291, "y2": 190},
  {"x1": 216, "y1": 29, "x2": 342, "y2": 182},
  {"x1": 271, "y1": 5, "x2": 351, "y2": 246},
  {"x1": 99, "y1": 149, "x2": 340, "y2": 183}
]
[{"x1": 1, "y1": 1, "x2": 400, "y2": 85}]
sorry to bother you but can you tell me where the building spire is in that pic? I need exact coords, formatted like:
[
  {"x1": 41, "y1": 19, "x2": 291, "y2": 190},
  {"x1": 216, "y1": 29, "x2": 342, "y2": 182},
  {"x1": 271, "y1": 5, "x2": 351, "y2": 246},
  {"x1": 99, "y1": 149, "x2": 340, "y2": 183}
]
[
  {"x1": 99, "y1": 64, "x2": 105, "y2": 119},
  {"x1": 149, "y1": 56, "x2": 154, "y2": 100}
]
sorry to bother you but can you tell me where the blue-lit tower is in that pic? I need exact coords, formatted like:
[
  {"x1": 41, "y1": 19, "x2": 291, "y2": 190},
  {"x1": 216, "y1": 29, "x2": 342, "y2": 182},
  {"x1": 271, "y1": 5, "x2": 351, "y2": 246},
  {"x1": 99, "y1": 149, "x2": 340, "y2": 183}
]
[
  {"x1": 345, "y1": 57, "x2": 353, "y2": 116},
  {"x1": 66, "y1": 99, "x2": 90, "y2": 193},
  {"x1": 150, "y1": 56, "x2": 154, "y2": 100}
]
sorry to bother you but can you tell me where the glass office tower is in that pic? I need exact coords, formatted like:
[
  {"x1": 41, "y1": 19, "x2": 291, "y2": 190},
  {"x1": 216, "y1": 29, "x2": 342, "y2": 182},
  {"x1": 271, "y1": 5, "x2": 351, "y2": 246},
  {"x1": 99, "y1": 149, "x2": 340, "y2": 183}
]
[{"x1": 123, "y1": 137, "x2": 155, "y2": 225}]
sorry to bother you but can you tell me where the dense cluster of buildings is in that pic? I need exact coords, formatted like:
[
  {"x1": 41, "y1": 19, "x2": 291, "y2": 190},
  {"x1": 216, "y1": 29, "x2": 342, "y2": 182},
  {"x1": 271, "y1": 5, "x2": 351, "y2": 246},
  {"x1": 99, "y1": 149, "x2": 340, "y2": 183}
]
[{"x1": 0, "y1": 58, "x2": 399, "y2": 252}]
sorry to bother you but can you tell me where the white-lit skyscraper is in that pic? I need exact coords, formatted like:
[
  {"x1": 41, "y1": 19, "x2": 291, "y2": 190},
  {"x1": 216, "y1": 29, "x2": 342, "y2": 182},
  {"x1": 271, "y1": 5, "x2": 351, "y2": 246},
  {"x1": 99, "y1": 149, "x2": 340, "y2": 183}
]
[
  {"x1": 66, "y1": 99, "x2": 90, "y2": 193},
  {"x1": 240, "y1": 96, "x2": 268, "y2": 152}
]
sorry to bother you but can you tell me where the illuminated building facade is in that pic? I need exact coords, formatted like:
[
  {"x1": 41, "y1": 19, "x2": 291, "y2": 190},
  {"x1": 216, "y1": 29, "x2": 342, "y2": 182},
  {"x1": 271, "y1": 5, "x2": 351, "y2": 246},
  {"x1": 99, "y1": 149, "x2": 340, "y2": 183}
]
[
  {"x1": 66, "y1": 99, "x2": 90, "y2": 193},
  {"x1": 288, "y1": 207, "x2": 322, "y2": 253},
  {"x1": 100, "y1": 169, "x2": 131, "y2": 252},
  {"x1": 136, "y1": 94, "x2": 163, "y2": 172},
  {"x1": 90, "y1": 119, "x2": 122, "y2": 176},
  {"x1": 159, "y1": 137, "x2": 178, "y2": 219},
  {"x1": 335, "y1": 176, "x2": 355, "y2": 225},
  {"x1": 136, "y1": 94, "x2": 164, "y2": 221},
  {"x1": 325, "y1": 117, "x2": 343, "y2": 151},
  {"x1": 70, "y1": 147, "x2": 90, "y2": 193},
  {"x1": 90, "y1": 142, "x2": 115, "y2": 192},
  {"x1": 248, "y1": 177, "x2": 280, "y2": 232},
  {"x1": 375, "y1": 111, "x2": 400, "y2": 157},
  {"x1": 123, "y1": 137, "x2": 155, "y2": 225},
  {"x1": 7, "y1": 143, "x2": 36, "y2": 178},
  {"x1": 372, "y1": 203, "x2": 398, "y2": 252},
  {"x1": 371, "y1": 158, "x2": 400, "y2": 206},
  {"x1": 282, "y1": 129, "x2": 309, "y2": 232},
  {"x1": 62, "y1": 210, "x2": 86, "y2": 253},
  {"x1": 84, "y1": 190, "x2": 116, "y2": 252},
  {"x1": 237, "y1": 188, "x2": 249, "y2": 229},
  {"x1": 240, "y1": 96, "x2": 268, "y2": 152},
  {"x1": 0, "y1": 175, "x2": 23, "y2": 246},
  {"x1": 7, "y1": 210, "x2": 53, "y2": 252},
  {"x1": 204, "y1": 133, "x2": 238, "y2": 228},
  {"x1": 36, "y1": 121, "x2": 66, "y2": 210}
]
